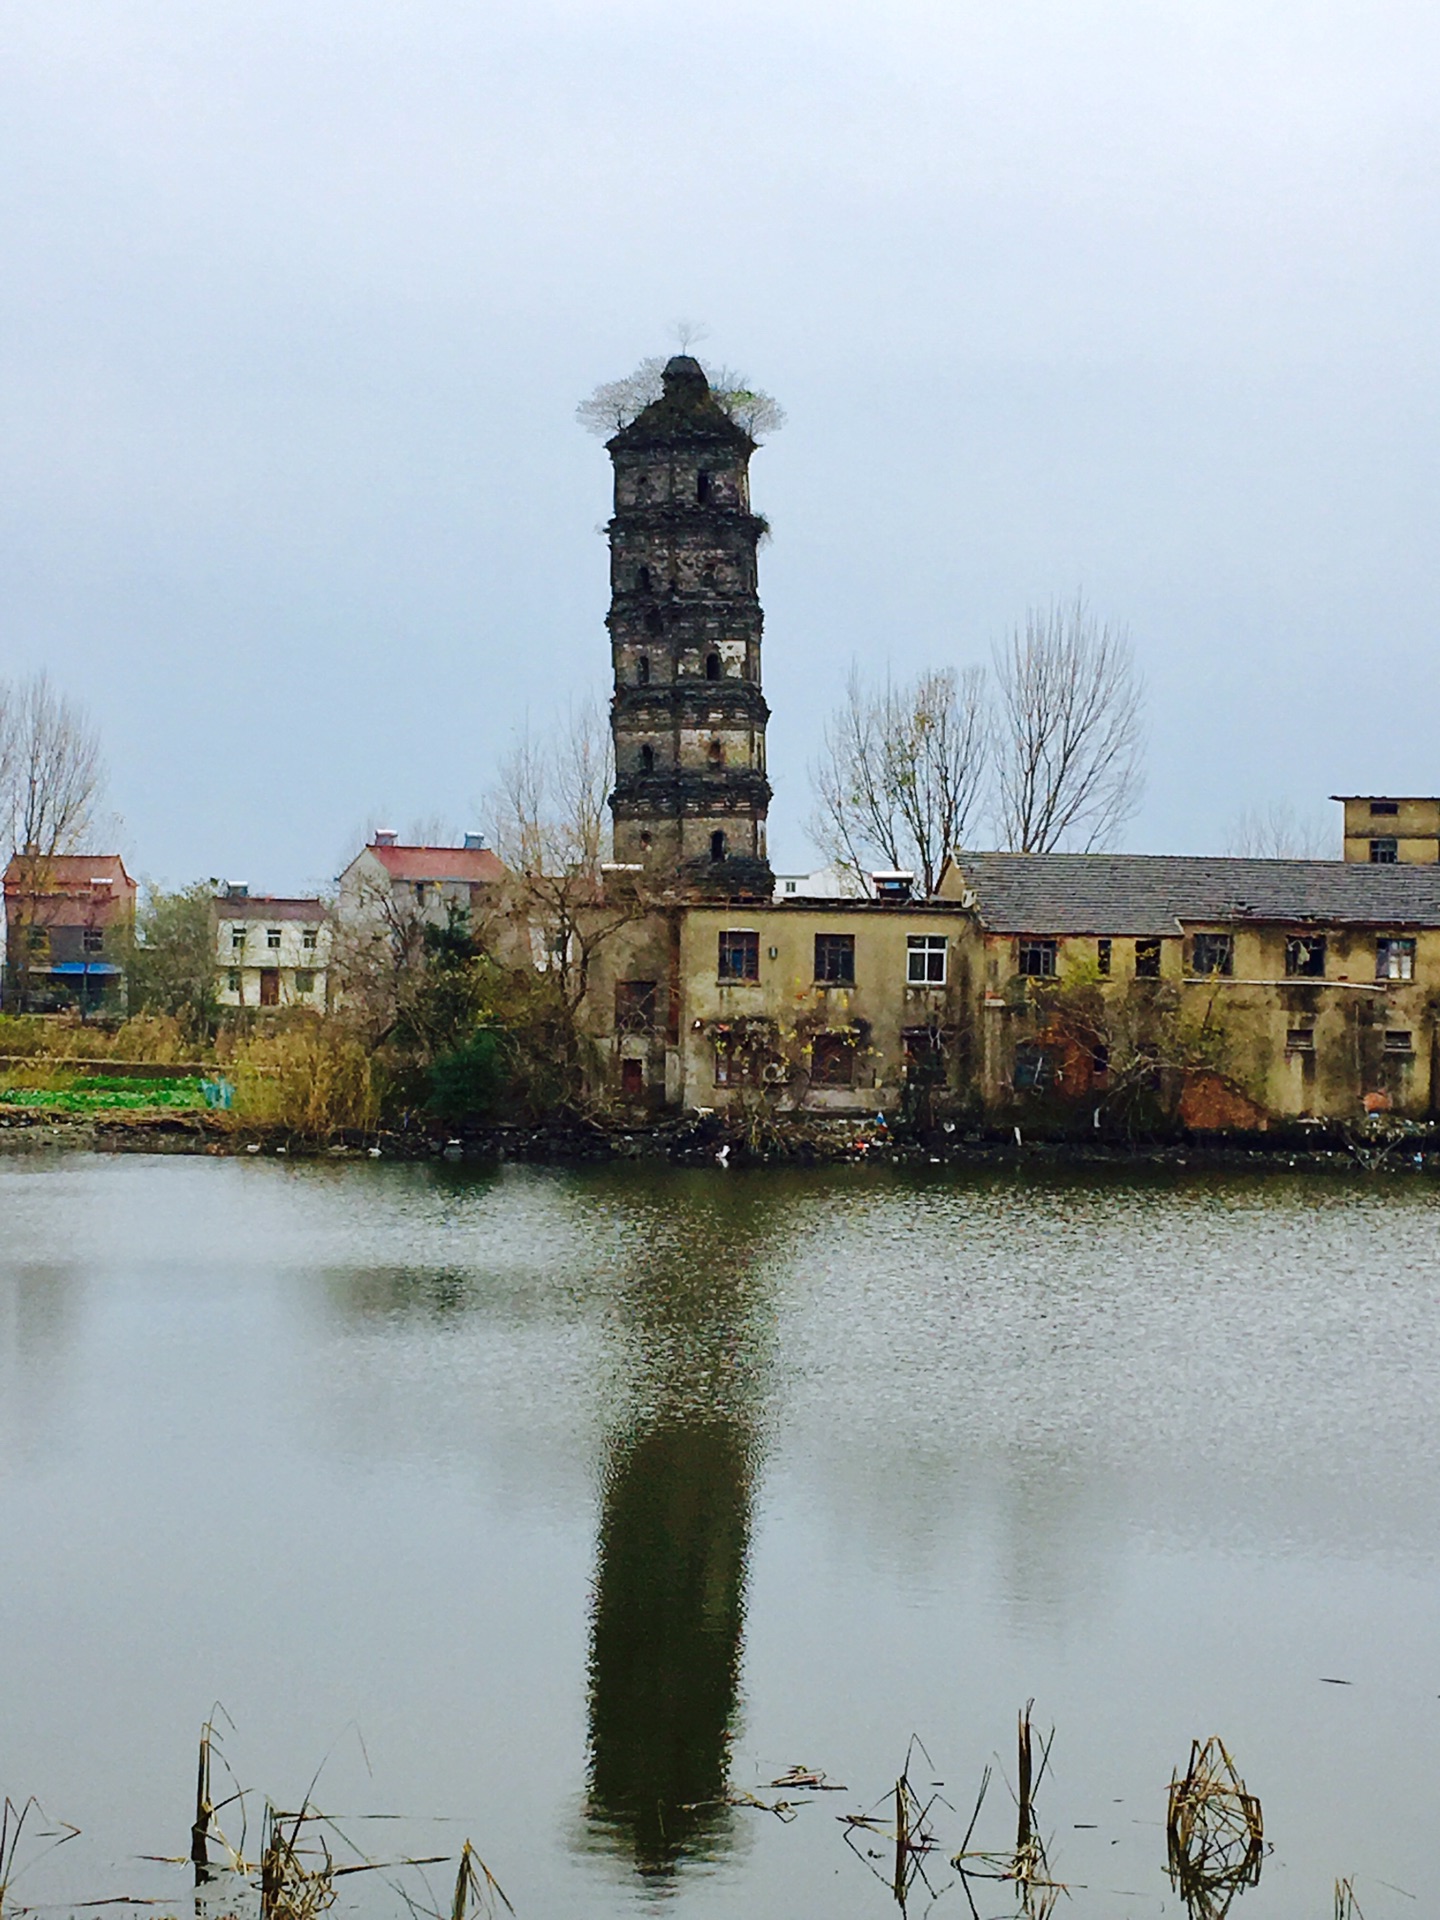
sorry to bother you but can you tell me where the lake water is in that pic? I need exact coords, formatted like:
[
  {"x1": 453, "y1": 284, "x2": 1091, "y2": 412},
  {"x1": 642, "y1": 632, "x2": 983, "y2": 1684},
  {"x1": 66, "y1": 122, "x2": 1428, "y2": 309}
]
[{"x1": 2, "y1": 1153, "x2": 1439, "y2": 1919}]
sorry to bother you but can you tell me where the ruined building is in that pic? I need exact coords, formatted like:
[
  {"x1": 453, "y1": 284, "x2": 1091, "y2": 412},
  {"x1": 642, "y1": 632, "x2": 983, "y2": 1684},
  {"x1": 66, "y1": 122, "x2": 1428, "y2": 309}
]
[{"x1": 605, "y1": 356, "x2": 773, "y2": 900}]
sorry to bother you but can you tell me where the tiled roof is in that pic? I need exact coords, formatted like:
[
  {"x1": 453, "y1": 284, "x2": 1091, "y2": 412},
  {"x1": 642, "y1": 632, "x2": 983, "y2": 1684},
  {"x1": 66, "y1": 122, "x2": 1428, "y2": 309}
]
[
  {"x1": 214, "y1": 896, "x2": 325, "y2": 922},
  {"x1": 955, "y1": 853, "x2": 1440, "y2": 935},
  {"x1": 3, "y1": 852, "x2": 134, "y2": 894},
  {"x1": 367, "y1": 844, "x2": 505, "y2": 884}
]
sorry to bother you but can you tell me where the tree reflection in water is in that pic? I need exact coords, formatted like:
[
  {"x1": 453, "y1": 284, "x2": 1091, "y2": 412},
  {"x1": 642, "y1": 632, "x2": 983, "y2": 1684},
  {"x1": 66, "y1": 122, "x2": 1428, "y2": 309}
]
[{"x1": 585, "y1": 1177, "x2": 778, "y2": 1876}]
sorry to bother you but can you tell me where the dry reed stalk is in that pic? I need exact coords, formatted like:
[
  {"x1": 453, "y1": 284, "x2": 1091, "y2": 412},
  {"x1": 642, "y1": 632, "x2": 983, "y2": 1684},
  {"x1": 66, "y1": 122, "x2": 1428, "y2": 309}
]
[
  {"x1": 260, "y1": 1801, "x2": 335, "y2": 1920},
  {"x1": 449, "y1": 1839, "x2": 514, "y2": 1920},
  {"x1": 839, "y1": 1738, "x2": 943, "y2": 1911},
  {"x1": 0, "y1": 1794, "x2": 80, "y2": 1919},
  {"x1": 951, "y1": 1703, "x2": 1063, "y2": 1919},
  {"x1": 1334, "y1": 1878, "x2": 1364, "y2": 1920},
  {"x1": 1165, "y1": 1737, "x2": 1263, "y2": 1918},
  {"x1": 192, "y1": 1721, "x2": 214, "y2": 1885}
]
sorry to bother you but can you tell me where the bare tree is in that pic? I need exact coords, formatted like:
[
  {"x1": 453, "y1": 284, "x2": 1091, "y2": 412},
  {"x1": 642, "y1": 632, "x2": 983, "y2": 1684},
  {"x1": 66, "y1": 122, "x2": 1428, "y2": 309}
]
[
  {"x1": 0, "y1": 672, "x2": 104, "y2": 859},
  {"x1": 1224, "y1": 801, "x2": 1332, "y2": 860},
  {"x1": 487, "y1": 697, "x2": 634, "y2": 1010},
  {"x1": 992, "y1": 597, "x2": 1145, "y2": 853},
  {"x1": 810, "y1": 664, "x2": 989, "y2": 895},
  {"x1": 577, "y1": 355, "x2": 786, "y2": 442},
  {"x1": 0, "y1": 673, "x2": 107, "y2": 1008}
]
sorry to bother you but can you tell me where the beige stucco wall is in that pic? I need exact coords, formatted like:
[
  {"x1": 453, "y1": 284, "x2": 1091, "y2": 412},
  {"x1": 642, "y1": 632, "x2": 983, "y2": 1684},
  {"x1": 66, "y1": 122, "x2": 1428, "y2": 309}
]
[
  {"x1": 675, "y1": 903, "x2": 976, "y2": 1113},
  {"x1": 978, "y1": 924, "x2": 1439, "y2": 1122}
]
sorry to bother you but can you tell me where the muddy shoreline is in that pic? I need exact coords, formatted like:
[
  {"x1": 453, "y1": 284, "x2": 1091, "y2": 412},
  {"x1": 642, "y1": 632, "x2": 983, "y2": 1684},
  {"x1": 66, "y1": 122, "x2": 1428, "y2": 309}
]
[{"x1": 2, "y1": 1103, "x2": 1435, "y2": 1174}]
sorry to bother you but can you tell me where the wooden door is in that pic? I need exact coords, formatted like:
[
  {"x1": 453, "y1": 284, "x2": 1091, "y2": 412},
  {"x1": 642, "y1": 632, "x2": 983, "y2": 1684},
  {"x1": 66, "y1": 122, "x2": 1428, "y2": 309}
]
[{"x1": 259, "y1": 969, "x2": 280, "y2": 1007}]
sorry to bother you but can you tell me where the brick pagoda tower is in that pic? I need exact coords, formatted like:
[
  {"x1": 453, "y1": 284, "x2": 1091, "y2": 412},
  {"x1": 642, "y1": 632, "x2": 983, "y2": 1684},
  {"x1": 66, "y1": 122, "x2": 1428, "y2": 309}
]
[{"x1": 605, "y1": 356, "x2": 773, "y2": 900}]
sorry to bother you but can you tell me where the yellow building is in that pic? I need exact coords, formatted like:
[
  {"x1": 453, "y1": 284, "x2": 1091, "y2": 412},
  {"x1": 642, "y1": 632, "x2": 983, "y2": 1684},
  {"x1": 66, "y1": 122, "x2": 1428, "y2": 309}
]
[
  {"x1": 1334, "y1": 795, "x2": 1440, "y2": 865},
  {"x1": 586, "y1": 885, "x2": 976, "y2": 1117},
  {"x1": 586, "y1": 852, "x2": 1440, "y2": 1131},
  {"x1": 942, "y1": 853, "x2": 1440, "y2": 1125}
]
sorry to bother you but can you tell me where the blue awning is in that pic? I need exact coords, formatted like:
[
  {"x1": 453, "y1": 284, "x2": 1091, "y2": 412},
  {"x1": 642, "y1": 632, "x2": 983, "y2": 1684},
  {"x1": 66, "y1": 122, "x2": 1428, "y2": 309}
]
[{"x1": 49, "y1": 962, "x2": 122, "y2": 976}]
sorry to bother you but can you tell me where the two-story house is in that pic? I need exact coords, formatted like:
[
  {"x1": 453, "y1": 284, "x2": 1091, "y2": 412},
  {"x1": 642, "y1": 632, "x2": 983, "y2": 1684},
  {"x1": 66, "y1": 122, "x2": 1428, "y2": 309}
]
[
  {"x1": 2, "y1": 852, "x2": 136, "y2": 1012},
  {"x1": 213, "y1": 887, "x2": 331, "y2": 1009}
]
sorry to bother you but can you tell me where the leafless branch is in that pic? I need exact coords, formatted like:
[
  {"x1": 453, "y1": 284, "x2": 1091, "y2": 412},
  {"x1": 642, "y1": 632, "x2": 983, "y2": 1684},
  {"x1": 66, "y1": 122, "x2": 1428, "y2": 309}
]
[
  {"x1": 576, "y1": 355, "x2": 785, "y2": 441},
  {"x1": 1224, "y1": 801, "x2": 1331, "y2": 860},
  {"x1": 992, "y1": 596, "x2": 1145, "y2": 852},
  {"x1": 0, "y1": 671, "x2": 105, "y2": 859},
  {"x1": 809, "y1": 664, "x2": 989, "y2": 895}
]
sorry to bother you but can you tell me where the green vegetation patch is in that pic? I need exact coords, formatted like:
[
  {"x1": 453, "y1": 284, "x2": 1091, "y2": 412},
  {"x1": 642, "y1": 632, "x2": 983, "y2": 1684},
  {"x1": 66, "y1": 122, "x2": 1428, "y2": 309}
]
[{"x1": 0, "y1": 1075, "x2": 209, "y2": 1114}]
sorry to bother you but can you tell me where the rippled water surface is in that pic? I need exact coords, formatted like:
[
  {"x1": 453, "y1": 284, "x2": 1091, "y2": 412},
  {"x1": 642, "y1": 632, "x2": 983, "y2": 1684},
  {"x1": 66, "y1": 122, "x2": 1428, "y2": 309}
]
[{"x1": 3, "y1": 1153, "x2": 1439, "y2": 1918}]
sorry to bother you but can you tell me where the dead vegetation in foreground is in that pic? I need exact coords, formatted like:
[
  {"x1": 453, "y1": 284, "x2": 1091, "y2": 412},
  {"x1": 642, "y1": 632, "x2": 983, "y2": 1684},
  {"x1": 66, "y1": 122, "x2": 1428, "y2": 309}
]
[
  {"x1": 1, "y1": 1717, "x2": 510, "y2": 1920},
  {"x1": 3, "y1": 1707, "x2": 1390, "y2": 1918}
]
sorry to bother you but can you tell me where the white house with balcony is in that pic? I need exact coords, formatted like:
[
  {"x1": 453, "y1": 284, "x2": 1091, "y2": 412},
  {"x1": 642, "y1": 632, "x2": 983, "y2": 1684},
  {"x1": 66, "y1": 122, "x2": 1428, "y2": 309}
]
[{"x1": 214, "y1": 888, "x2": 331, "y2": 1009}]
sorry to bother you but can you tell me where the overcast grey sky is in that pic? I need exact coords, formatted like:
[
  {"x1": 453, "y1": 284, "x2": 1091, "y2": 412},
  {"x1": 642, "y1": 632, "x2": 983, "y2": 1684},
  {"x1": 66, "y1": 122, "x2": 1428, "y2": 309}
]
[{"x1": 2, "y1": 1, "x2": 1436, "y2": 891}]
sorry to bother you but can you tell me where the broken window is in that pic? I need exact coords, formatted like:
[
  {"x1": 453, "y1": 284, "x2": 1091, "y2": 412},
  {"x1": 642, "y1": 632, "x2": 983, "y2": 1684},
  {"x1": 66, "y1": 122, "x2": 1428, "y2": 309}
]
[
  {"x1": 902, "y1": 1026, "x2": 949, "y2": 1084},
  {"x1": 1285, "y1": 934, "x2": 1326, "y2": 977},
  {"x1": 811, "y1": 1033, "x2": 856, "y2": 1086},
  {"x1": 1096, "y1": 938, "x2": 1111, "y2": 976},
  {"x1": 710, "y1": 829, "x2": 727, "y2": 862},
  {"x1": 637, "y1": 654, "x2": 650, "y2": 685},
  {"x1": 294, "y1": 970, "x2": 315, "y2": 995},
  {"x1": 814, "y1": 932, "x2": 856, "y2": 984},
  {"x1": 636, "y1": 565, "x2": 652, "y2": 593},
  {"x1": 82, "y1": 926, "x2": 104, "y2": 954},
  {"x1": 696, "y1": 470, "x2": 712, "y2": 502},
  {"x1": 1384, "y1": 1029, "x2": 1414, "y2": 1053},
  {"x1": 1134, "y1": 938, "x2": 1162, "y2": 978},
  {"x1": 1012, "y1": 1042, "x2": 1052, "y2": 1091},
  {"x1": 906, "y1": 934, "x2": 947, "y2": 985},
  {"x1": 615, "y1": 980, "x2": 658, "y2": 1033},
  {"x1": 640, "y1": 745, "x2": 655, "y2": 772},
  {"x1": 1017, "y1": 938, "x2": 1057, "y2": 978},
  {"x1": 1370, "y1": 837, "x2": 1398, "y2": 863},
  {"x1": 705, "y1": 651, "x2": 722, "y2": 680},
  {"x1": 712, "y1": 1042, "x2": 745, "y2": 1086},
  {"x1": 1369, "y1": 800, "x2": 1399, "y2": 816},
  {"x1": 1190, "y1": 932, "x2": 1233, "y2": 976},
  {"x1": 718, "y1": 930, "x2": 760, "y2": 981},
  {"x1": 1286, "y1": 1027, "x2": 1315, "y2": 1052},
  {"x1": 1376, "y1": 936, "x2": 1416, "y2": 981}
]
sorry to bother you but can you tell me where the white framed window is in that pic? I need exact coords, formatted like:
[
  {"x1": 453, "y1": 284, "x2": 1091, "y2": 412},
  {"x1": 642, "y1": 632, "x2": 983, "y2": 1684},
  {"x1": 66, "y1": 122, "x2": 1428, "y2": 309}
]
[
  {"x1": 1376, "y1": 937, "x2": 1415, "y2": 981},
  {"x1": 906, "y1": 934, "x2": 947, "y2": 985}
]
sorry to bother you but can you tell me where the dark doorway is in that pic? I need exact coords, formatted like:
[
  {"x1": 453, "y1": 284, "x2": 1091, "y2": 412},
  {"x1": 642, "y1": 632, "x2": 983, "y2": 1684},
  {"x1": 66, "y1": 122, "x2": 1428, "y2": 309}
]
[
  {"x1": 710, "y1": 831, "x2": 727, "y2": 862},
  {"x1": 621, "y1": 1058, "x2": 645, "y2": 1097}
]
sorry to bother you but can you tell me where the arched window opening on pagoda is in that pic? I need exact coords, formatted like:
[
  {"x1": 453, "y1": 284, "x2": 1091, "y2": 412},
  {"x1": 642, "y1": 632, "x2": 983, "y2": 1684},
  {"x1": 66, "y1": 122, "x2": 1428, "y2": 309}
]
[
  {"x1": 637, "y1": 654, "x2": 650, "y2": 685},
  {"x1": 705, "y1": 652, "x2": 721, "y2": 681},
  {"x1": 710, "y1": 830, "x2": 727, "y2": 862},
  {"x1": 645, "y1": 607, "x2": 663, "y2": 636},
  {"x1": 696, "y1": 471, "x2": 712, "y2": 502},
  {"x1": 640, "y1": 745, "x2": 655, "y2": 772},
  {"x1": 637, "y1": 565, "x2": 651, "y2": 592}
]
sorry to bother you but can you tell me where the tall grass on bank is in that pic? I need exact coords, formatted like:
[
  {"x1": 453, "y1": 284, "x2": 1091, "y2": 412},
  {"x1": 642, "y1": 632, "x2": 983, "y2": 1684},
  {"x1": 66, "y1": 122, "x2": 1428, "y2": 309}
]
[
  {"x1": 0, "y1": 1012, "x2": 194, "y2": 1063},
  {"x1": 227, "y1": 1028, "x2": 380, "y2": 1139}
]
